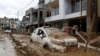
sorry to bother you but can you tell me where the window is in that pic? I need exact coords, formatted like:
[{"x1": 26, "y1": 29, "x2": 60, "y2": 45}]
[
  {"x1": 37, "y1": 29, "x2": 46, "y2": 39},
  {"x1": 82, "y1": 0, "x2": 86, "y2": 10},
  {"x1": 71, "y1": 0, "x2": 86, "y2": 13},
  {"x1": 46, "y1": 10, "x2": 51, "y2": 17},
  {"x1": 51, "y1": 7, "x2": 59, "y2": 16},
  {"x1": 75, "y1": 0, "x2": 80, "y2": 12},
  {"x1": 71, "y1": 0, "x2": 75, "y2": 13}
]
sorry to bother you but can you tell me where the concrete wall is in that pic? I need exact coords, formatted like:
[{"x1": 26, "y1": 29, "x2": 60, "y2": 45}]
[
  {"x1": 59, "y1": 0, "x2": 65, "y2": 19},
  {"x1": 98, "y1": 0, "x2": 100, "y2": 17},
  {"x1": 45, "y1": 10, "x2": 86, "y2": 22},
  {"x1": 45, "y1": 15, "x2": 60, "y2": 22}
]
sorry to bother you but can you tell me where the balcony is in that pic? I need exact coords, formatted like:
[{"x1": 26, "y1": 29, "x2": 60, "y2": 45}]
[{"x1": 26, "y1": 8, "x2": 33, "y2": 15}]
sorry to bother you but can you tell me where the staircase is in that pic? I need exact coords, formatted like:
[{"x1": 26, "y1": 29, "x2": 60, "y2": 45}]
[
  {"x1": 76, "y1": 32, "x2": 100, "y2": 51},
  {"x1": 76, "y1": 31, "x2": 88, "y2": 43}
]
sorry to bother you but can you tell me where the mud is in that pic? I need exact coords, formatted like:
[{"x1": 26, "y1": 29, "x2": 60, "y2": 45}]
[{"x1": 11, "y1": 34, "x2": 100, "y2": 56}]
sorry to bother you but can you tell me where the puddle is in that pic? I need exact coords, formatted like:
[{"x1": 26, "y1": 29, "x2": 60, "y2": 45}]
[{"x1": 0, "y1": 34, "x2": 17, "y2": 56}]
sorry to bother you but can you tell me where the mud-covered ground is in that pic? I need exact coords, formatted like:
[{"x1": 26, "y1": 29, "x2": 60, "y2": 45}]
[
  {"x1": 0, "y1": 33, "x2": 17, "y2": 56},
  {"x1": 11, "y1": 34, "x2": 100, "y2": 56},
  {"x1": 0, "y1": 32, "x2": 99, "y2": 56}
]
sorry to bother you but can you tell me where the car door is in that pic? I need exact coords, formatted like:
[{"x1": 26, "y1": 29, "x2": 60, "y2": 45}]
[
  {"x1": 31, "y1": 28, "x2": 44, "y2": 43},
  {"x1": 31, "y1": 28, "x2": 41, "y2": 42}
]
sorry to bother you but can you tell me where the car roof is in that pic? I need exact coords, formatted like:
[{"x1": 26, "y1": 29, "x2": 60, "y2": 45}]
[{"x1": 37, "y1": 26, "x2": 50, "y2": 29}]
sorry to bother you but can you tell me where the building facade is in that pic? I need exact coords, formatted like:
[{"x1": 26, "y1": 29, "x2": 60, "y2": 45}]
[
  {"x1": 43, "y1": 0, "x2": 86, "y2": 31},
  {"x1": 22, "y1": 8, "x2": 39, "y2": 32},
  {"x1": 22, "y1": 0, "x2": 100, "y2": 33},
  {"x1": 0, "y1": 17, "x2": 19, "y2": 30},
  {"x1": 43, "y1": 0, "x2": 99, "y2": 32}
]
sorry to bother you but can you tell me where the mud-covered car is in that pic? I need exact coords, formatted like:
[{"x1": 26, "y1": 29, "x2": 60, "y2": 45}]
[{"x1": 31, "y1": 27, "x2": 78, "y2": 52}]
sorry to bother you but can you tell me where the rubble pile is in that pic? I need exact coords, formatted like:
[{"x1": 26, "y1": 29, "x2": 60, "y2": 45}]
[{"x1": 89, "y1": 36, "x2": 100, "y2": 48}]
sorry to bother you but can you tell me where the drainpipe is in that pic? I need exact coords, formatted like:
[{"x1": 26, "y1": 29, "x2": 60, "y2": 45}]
[
  {"x1": 38, "y1": 9, "x2": 40, "y2": 27},
  {"x1": 43, "y1": 5, "x2": 45, "y2": 26}
]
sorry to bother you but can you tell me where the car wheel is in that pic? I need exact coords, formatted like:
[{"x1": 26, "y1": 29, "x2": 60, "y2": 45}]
[
  {"x1": 43, "y1": 43, "x2": 48, "y2": 49},
  {"x1": 30, "y1": 39, "x2": 33, "y2": 42}
]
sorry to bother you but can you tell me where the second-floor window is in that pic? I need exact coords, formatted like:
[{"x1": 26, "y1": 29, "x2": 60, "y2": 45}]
[
  {"x1": 51, "y1": 7, "x2": 59, "y2": 16},
  {"x1": 71, "y1": 0, "x2": 86, "y2": 13},
  {"x1": 46, "y1": 10, "x2": 51, "y2": 17}
]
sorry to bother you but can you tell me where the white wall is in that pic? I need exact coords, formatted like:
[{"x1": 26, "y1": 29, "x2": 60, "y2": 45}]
[
  {"x1": 45, "y1": 11, "x2": 86, "y2": 22},
  {"x1": 45, "y1": 15, "x2": 61, "y2": 22},
  {"x1": 59, "y1": 0, "x2": 65, "y2": 18}
]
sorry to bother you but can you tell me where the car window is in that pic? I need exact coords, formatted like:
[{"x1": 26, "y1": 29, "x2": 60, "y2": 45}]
[{"x1": 37, "y1": 29, "x2": 46, "y2": 39}]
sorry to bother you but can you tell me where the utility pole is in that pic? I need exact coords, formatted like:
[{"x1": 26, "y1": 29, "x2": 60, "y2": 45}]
[
  {"x1": 38, "y1": 9, "x2": 40, "y2": 27},
  {"x1": 48, "y1": 0, "x2": 52, "y2": 26},
  {"x1": 43, "y1": 1, "x2": 45, "y2": 26},
  {"x1": 17, "y1": 11, "x2": 19, "y2": 19},
  {"x1": 42, "y1": 0, "x2": 52, "y2": 27},
  {"x1": 85, "y1": 0, "x2": 98, "y2": 52}
]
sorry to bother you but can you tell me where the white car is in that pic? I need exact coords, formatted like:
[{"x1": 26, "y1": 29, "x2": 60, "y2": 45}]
[
  {"x1": 4, "y1": 30, "x2": 11, "y2": 33},
  {"x1": 31, "y1": 27, "x2": 78, "y2": 52}
]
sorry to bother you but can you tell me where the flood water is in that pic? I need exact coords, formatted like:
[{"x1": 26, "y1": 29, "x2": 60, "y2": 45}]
[{"x1": 0, "y1": 34, "x2": 17, "y2": 56}]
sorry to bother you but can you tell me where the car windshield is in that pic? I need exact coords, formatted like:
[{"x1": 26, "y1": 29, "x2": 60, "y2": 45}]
[
  {"x1": 44, "y1": 27, "x2": 70, "y2": 39},
  {"x1": 44, "y1": 28, "x2": 61, "y2": 34}
]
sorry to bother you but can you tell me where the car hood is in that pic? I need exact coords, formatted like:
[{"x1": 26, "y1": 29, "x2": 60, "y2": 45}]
[{"x1": 48, "y1": 32, "x2": 76, "y2": 40}]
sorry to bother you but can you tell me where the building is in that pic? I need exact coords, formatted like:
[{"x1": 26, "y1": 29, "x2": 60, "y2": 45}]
[
  {"x1": 22, "y1": 0, "x2": 100, "y2": 33},
  {"x1": 39, "y1": 0, "x2": 44, "y2": 9},
  {"x1": 21, "y1": 0, "x2": 46, "y2": 33},
  {"x1": 21, "y1": 8, "x2": 39, "y2": 32},
  {"x1": 0, "y1": 17, "x2": 19, "y2": 30},
  {"x1": 44, "y1": 0, "x2": 87, "y2": 31},
  {"x1": 38, "y1": 0, "x2": 45, "y2": 26},
  {"x1": 43, "y1": 0, "x2": 99, "y2": 33}
]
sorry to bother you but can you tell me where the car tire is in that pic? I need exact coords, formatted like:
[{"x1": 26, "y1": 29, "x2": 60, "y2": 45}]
[{"x1": 30, "y1": 39, "x2": 33, "y2": 42}]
